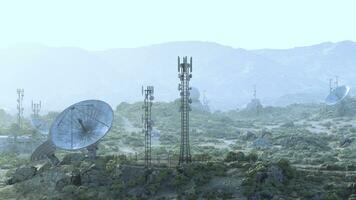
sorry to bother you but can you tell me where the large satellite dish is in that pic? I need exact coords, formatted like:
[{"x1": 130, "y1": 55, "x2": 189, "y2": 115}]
[
  {"x1": 325, "y1": 85, "x2": 350, "y2": 105},
  {"x1": 50, "y1": 100, "x2": 113, "y2": 150},
  {"x1": 31, "y1": 100, "x2": 114, "y2": 164}
]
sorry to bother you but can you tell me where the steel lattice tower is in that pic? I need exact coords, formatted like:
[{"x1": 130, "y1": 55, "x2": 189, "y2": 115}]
[
  {"x1": 178, "y1": 56, "x2": 193, "y2": 165},
  {"x1": 32, "y1": 101, "x2": 41, "y2": 118},
  {"x1": 142, "y1": 86, "x2": 154, "y2": 168},
  {"x1": 17, "y1": 89, "x2": 24, "y2": 129}
]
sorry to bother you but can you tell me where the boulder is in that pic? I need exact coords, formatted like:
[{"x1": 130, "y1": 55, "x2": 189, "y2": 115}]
[
  {"x1": 7, "y1": 166, "x2": 37, "y2": 185},
  {"x1": 80, "y1": 165, "x2": 110, "y2": 186},
  {"x1": 243, "y1": 131, "x2": 257, "y2": 141},
  {"x1": 55, "y1": 176, "x2": 72, "y2": 191},
  {"x1": 60, "y1": 153, "x2": 85, "y2": 165},
  {"x1": 340, "y1": 138, "x2": 353, "y2": 148},
  {"x1": 250, "y1": 137, "x2": 272, "y2": 149},
  {"x1": 266, "y1": 165, "x2": 284, "y2": 183}
]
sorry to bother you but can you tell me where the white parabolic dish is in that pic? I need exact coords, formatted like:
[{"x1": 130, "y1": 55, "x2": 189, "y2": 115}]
[
  {"x1": 325, "y1": 85, "x2": 350, "y2": 106},
  {"x1": 50, "y1": 100, "x2": 114, "y2": 150}
]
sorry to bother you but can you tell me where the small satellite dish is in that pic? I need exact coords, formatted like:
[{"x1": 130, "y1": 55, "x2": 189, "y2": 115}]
[
  {"x1": 30, "y1": 117, "x2": 49, "y2": 135},
  {"x1": 31, "y1": 100, "x2": 114, "y2": 164},
  {"x1": 31, "y1": 140, "x2": 59, "y2": 165},
  {"x1": 325, "y1": 85, "x2": 350, "y2": 105}
]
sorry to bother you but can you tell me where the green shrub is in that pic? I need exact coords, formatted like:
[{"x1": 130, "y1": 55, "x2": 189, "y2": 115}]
[
  {"x1": 224, "y1": 151, "x2": 245, "y2": 162},
  {"x1": 277, "y1": 159, "x2": 294, "y2": 179},
  {"x1": 172, "y1": 173, "x2": 189, "y2": 188},
  {"x1": 246, "y1": 152, "x2": 258, "y2": 163}
]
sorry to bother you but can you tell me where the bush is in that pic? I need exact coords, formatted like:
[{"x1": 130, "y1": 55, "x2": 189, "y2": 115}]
[
  {"x1": 277, "y1": 159, "x2": 294, "y2": 179},
  {"x1": 105, "y1": 159, "x2": 118, "y2": 174},
  {"x1": 224, "y1": 151, "x2": 245, "y2": 162},
  {"x1": 225, "y1": 151, "x2": 258, "y2": 163},
  {"x1": 246, "y1": 152, "x2": 258, "y2": 163},
  {"x1": 172, "y1": 173, "x2": 189, "y2": 188}
]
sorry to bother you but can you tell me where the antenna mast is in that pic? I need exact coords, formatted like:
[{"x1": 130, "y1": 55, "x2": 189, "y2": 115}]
[
  {"x1": 253, "y1": 85, "x2": 257, "y2": 100},
  {"x1": 202, "y1": 90, "x2": 210, "y2": 109},
  {"x1": 16, "y1": 89, "x2": 24, "y2": 129},
  {"x1": 32, "y1": 101, "x2": 42, "y2": 118},
  {"x1": 178, "y1": 56, "x2": 193, "y2": 165},
  {"x1": 335, "y1": 76, "x2": 339, "y2": 88},
  {"x1": 329, "y1": 78, "x2": 333, "y2": 94},
  {"x1": 142, "y1": 86, "x2": 154, "y2": 168}
]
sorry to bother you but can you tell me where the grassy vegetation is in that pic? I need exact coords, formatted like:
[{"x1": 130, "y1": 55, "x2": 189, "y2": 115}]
[{"x1": 2, "y1": 99, "x2": 356, "y2": 199}]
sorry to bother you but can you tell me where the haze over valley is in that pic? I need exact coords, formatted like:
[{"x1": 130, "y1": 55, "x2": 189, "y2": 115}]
[{"x1": 0, "y1": 40, "x2": 355, "y2": 113}]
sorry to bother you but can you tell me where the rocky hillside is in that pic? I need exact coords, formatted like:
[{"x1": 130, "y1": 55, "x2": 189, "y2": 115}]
[
  {"x1": 1, "y1": 153, "x2": 355, "y2": 199},
  {"x1": 1, "y1": 41, "x2": 356, "y2": 112}
]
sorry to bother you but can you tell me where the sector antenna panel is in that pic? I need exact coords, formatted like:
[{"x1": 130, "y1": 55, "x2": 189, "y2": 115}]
[
  {"x1": 325, "y1": 85, "x2": 350, "y2": 105},
  {"x1": 50, "y1": 100, "x2": 114, "y2": 150}
]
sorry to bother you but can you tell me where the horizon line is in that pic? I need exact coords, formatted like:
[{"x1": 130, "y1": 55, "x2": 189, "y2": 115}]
[{"x1": 1, "y1": 39, "x2": 354, "y2": 52}]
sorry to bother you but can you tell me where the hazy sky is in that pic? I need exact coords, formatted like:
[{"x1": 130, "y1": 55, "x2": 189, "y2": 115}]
[{"x1": 0, "y1": 0, "x2": 355, "y2": 50}]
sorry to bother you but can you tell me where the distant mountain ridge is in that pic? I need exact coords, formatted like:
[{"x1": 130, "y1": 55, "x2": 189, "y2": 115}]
[{"x1": 0, "y1": 41, "x2": 355, "y2": 112}]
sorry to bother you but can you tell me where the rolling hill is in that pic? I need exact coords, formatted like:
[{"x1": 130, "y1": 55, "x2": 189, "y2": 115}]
[{"x1": 0, "y1": 41, "x2": 355, "y2": 112}]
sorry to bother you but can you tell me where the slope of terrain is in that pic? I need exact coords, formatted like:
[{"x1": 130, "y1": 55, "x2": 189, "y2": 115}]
[{"x1": 1, "y1": 41, "x2": 356, "y2": 111}]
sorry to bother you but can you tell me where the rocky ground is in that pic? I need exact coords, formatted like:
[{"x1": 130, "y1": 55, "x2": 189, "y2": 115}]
[
  {"x1": 2, "y1": 101, "x2": 356, "y2": 199},
  {"x1": 1, "y1": 152, "x2": 356, "y2": 199}
]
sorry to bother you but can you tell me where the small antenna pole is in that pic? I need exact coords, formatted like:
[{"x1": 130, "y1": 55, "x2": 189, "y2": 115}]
[
  {"x1": 329, "y1": 78, "x2": 333, "y2": 94},
  {"x1": 32, "y1": 100, "x2": 42, "y2": 118},
  {"x1": 142, "y1": 85, "x2": 154, "y2": 168},
  {"x1": 202, "y1": 90, "x2": 210, "y2": 111},
  {"x1": 335, "y1": 76, "x2": 339, "y2": 88},
  {"x1": 16, "y1": 89, "x2": 24, "y2": 129}
]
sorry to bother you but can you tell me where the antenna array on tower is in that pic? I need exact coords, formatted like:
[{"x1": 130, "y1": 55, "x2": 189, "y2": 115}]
[
  {"x1": 178, "y1": 56, "x2": 193, "y2": 165},
  {"x1": 32, "y1": 101, "x2": 42, "y2": 118},
  {"x1": 142, "y1": 86, "x2": 154, "y2": 168},
  {"x1": 329, "y1": 76, "x2": 341, "y2": 94}
]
